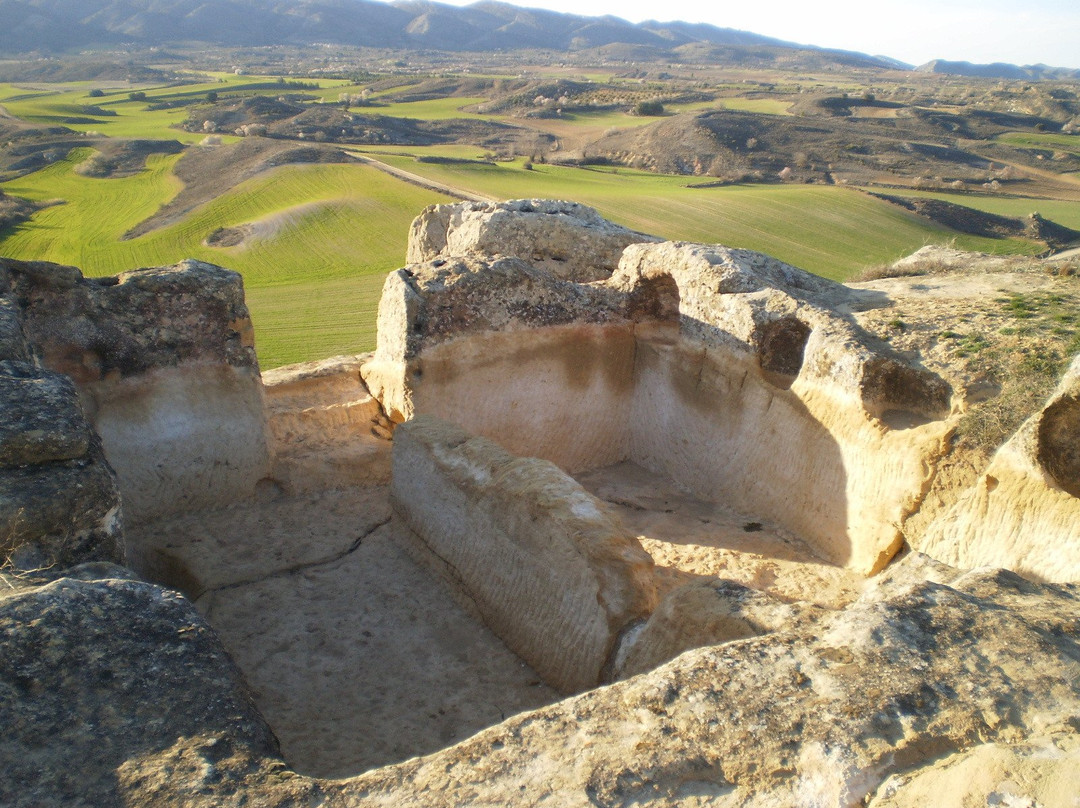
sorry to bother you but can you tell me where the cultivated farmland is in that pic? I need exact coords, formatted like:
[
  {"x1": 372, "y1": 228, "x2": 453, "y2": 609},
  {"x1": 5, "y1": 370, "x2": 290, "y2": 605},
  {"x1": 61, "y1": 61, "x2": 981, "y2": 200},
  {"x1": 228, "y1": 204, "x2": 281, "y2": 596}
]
[{"x1": 2, "y1": 62, "x2": 1077, "y2": 366}]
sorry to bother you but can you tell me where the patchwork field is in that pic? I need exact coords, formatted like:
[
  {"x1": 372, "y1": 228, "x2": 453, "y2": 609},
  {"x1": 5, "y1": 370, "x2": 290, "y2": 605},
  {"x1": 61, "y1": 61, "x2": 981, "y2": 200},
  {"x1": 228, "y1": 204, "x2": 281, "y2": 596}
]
[
  {"x1": 2, "y1": 69, "x2": 1075, "y2": 367},
  {"x1": 365, "y1": 154, "x2": 1041, "y2": 274},
  {"x1": 1, "y1": 149, "x2": 450, "y2": 366}
]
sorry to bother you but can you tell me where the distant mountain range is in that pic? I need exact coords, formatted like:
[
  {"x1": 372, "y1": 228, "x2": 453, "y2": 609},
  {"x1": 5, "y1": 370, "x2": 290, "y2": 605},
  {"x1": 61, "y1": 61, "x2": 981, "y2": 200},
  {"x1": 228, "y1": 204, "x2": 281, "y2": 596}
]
[
  {"x1": 0, "y1": 0, "x2": 1075, "y2": 80},
  {"x1": 915, "y1": 60, "x2": 1080, "y2": 81},
  {"x1": 0, "y1": 0, "x2": 892, "y2": 68}
]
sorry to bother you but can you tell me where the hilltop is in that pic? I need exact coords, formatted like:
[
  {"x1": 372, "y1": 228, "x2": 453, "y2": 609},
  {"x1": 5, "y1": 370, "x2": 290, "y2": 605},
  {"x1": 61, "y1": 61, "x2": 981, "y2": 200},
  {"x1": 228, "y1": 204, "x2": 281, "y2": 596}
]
[
  {"x1": 0, "y1": 0, "x2": 897, "y2": 71},
  {"x1": 3, "y1": 201, "x2": 1080, "y2": 806}
]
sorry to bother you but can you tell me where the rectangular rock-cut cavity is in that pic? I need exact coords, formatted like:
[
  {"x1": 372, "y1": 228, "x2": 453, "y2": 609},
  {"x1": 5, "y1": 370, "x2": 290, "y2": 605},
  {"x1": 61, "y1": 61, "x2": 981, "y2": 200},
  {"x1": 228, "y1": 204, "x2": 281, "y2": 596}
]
[{"x1": 391, "y1": 415, "x2": 657, "y2": 694}]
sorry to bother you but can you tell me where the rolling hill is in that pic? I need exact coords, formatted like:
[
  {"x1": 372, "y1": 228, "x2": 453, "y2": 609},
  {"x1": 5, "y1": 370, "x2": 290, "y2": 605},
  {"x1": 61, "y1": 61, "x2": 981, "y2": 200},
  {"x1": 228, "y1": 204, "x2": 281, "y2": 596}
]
[{"x1": 0, "y1": 0, "x2": 898, "y2": 69}]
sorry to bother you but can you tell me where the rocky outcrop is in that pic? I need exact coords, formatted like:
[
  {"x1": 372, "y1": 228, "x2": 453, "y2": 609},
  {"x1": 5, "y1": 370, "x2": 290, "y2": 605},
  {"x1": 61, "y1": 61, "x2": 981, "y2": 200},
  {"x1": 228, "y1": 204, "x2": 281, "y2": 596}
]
[
  {"x1": 0, "y1": 362, "x2": 122, "y2": 572},
  {"x1": 50, "y1": 554, "x2": 1080, "y2": 808},
  {"x1": 1, "y1": 273, "x2": 123, "y2": 571},
  {"x1": 366, "y1": 202, "x2": 954, "y2": 574},
  {"x1": 917, "y1": 355, "x2": 1080, "y2": 581},
  {"x1": 612, "y1": 578, "x2": 822, "y2": 679},
  {"x1": 262, "y1": 354, "x2": 393, "y2": 494},
  {"x1": 0, "y1": 564, "x2": 280, "y2": 808},
  {"x1": 2, "y1": 257, "x2": 269, "y2": 523},
  {"x1": 391, "y1": 415, "x2": 657, "y2": 693},
  {"x1": 407, "y1": 199, "x2": 659, "y2": 282}
]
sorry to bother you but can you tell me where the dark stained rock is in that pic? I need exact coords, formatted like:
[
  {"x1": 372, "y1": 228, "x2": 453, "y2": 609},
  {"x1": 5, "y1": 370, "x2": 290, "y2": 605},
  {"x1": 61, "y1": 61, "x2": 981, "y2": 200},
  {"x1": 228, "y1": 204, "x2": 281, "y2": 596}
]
[
  {"x1": 0, "y1": 432, "x2": 123, "y2": 571},
  {"x1": 0, "y1": 566, "x2": 282, "y2": 808},
  {"x1": 2, "y1": 257, "x2": 258, "y2": 385},
  {"x1": 0, "y1": 361, "x2": 92, "y2": 467},
  {"x1": 0, "y1": 295, "x2": 31, "y2": 362}
]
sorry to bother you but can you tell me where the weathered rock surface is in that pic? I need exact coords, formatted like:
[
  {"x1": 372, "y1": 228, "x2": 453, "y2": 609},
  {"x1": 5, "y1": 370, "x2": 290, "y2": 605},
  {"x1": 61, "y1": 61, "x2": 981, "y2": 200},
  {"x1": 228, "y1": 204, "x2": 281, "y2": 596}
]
[
  {"x1": 0, "y1": 362, "x2": 91, "y2": 467},
  {"x1": 0, "y1": 565, "x2": 280, "y2": 808},
  {"x1": 330, "y1": 555, "x2": 1080, "y2": 808},
  {"x1": 0, "y1": 293, "x2": 31, "y2": 362},
  {"x1": 407, "y1": 199, "x2": 659, "y2": 282},
  {"x1": 918, "y1": 354, "x2": 1080, "y2": 581},
  {"x1": 369, "y1": 204, "x2": 955, "y2": 574},
  {"x1": 0, "y1": 438, "x2": 122, "y2": 572},
  {"x1": 0, "y1": 360, "x2": 123, "y2": 572},
  {"x1": 66, "y1": 554, "x2": 1080, "y2": 808},
  {"x1": 262, "y1": 354, "x2": 392, "y2": 493},
  {"x1": 2, "y1": 257, "x2": 269, "y2": 522},
  {"x1": 391, "y1": 415, "x2": 657, "y2": 693},
  {"x1": 577, "y1": 461, "x2": 864, "y2": 609},
  {"x1": 867, "y1": 732, "x2": 1080, "y2": 808},
  {"x1": 612, "y1": 241, "x2": 951, "y2": 421},
  {"x1": 613, "y1": 578, "x2": 822, "y2": 680},
  {"x1": 3, "y1": 257, "x2": 258, "y2": 381}
]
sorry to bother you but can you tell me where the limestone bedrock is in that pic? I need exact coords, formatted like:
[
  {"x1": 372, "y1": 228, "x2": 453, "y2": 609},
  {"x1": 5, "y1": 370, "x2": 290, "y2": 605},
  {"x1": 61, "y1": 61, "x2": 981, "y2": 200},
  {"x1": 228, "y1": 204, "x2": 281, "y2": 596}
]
[
  {"x1": 2, "y1": 257, "x2": 269, "y2": 523},
  {"x1": 917, "y1": 353, "x2": 1080, "y2": 582},
  {"x1": 262, "y1": 353, "x2": 393, "y2": 494},
  {"x1": 391, "y1": 415, "x2": 657, "y2": 693},
  {"x1": 365, "y1": 201, "x2": 954, "y2": 574},
  {"x1": 0, "y1": 266, "x2": 123, "y2": 570},
  {"x1": 407, "y1": 198, "x2": 660, "y2": 282},
  {"x1": 21, "y1": 554, "x2": 1077, "y2": 808}
]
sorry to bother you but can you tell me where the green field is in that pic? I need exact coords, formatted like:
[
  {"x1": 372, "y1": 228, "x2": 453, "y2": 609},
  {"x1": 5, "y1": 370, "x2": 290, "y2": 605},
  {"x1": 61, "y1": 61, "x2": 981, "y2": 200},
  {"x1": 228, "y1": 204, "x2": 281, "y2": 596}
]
[
  {"x1": 0, "y1": 72, "x2": 1061, "y2": 368},
  {"x1": 1, "y1": 151, "x2": 450, "y2": 366},
  {"x1": 880, "y1": 188, "x2": 1080, "y2": 232},
  {"x1": 0, "y1": 75, "x2": 356, "y2": 142},
  {"x1": 998, "y1": 131, "x2": 1080, "y2": 157},
  {"x1": 366, "y1": 155, "x2": 1034, "y2": 276}
]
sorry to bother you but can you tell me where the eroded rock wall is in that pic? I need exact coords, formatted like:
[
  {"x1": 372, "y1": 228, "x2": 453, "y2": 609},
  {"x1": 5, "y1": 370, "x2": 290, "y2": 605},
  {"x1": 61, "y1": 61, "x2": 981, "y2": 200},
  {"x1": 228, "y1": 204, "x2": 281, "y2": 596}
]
[
  {"x1": 391, "y1": 415, "x2": 657, "y2": 693},
  {"x1": 370, "y1": 204, "x2": 956, "y2": 575},
  {"x1": 262, "y1": 354, "x2": 393, "y2": 494},
  {"x1": 615, "y1": 243, "x2": 953, "y2": 574},
  {"x1": 407, "y1": 198, "x2": 660, "y2": 282},
  {"x1": 917, "y1": 355, "x2": 1080, "y2": 581},
  {"x1": 362, "y1": 255, "x2": 638, "y2": 472},
  {"x1": 3, "y1": 258, "x2": 269, "y2": 523}
]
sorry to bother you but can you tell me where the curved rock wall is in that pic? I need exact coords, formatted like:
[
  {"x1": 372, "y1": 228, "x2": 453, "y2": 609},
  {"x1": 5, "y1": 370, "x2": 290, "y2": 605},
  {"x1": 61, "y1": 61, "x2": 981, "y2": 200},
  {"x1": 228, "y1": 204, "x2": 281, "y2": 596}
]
[
  {"x1": 369, "y1": 207, "x2": 956, "y2": 575},
  {"x1": 4, "y1": 258, "x2": 269, "y2": 524},
  {"x1": 362, "y1": 254, "x2": 638, "y2": 472},
  {"x1": 917, "y1": 356, "x2": 1080, "y2": 581}
]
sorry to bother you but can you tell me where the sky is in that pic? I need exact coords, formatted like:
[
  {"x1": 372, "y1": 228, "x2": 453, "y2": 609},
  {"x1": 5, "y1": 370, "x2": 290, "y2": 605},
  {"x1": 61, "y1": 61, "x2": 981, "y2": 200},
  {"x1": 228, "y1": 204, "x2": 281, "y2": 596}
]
[{"x1": 434, "y1": 0, "x2": 1080, "y2": 69}]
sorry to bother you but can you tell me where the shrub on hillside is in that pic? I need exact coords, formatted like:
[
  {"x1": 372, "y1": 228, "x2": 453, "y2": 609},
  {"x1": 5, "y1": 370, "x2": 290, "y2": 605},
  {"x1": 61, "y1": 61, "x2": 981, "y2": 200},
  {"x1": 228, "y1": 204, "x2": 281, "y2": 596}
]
[{"x1": 634, "y1": 100, "x2": 664, "y2": 116}]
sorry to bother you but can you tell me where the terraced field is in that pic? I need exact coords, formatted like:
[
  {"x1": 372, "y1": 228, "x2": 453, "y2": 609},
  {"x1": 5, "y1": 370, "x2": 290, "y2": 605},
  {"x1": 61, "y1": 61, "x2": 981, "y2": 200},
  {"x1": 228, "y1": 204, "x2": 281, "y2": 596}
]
[
  {"x1": 366, "y1": 154, "x2": 1037, "y2": 276},
  {"x1": 1, "y1": 71, "x2": 1069, "y2": 367},
  {"x1": 1, "y1": 151, "x2": 449, "y2": 366}
]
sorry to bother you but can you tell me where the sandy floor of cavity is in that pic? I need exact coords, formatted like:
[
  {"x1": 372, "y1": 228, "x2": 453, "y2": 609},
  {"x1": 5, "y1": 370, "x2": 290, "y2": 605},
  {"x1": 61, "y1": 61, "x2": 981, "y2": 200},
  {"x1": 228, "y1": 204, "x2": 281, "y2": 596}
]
[
  {"x1": 127, "y1": 464, "x2": 861, "y2": 779},
  {"x1": 126, "y1": 486, "x2": 558, "y2": 779},
  {"x1": 577, "y1": 462, "x2": 864, "y2": 609}
]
